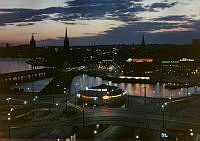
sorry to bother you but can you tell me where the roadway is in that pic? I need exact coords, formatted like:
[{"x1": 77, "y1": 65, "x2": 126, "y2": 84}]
[{"x1": 1, "y1": 92, "x2": 200, "y2": 139}]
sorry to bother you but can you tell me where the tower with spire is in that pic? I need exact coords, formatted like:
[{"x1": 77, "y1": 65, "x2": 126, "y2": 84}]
[
  {"x1": 141, "y1": 34, "x2": 145, "y2": 47},
  {"x1": 30, "y1": 33, "x2": 36, "y2": 48},
  {"x1": 64, "y1": 27, "x2": 70, "y2": 51}
]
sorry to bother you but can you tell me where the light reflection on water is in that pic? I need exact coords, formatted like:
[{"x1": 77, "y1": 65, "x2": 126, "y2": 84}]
[
  {"x1": 71, "y1": 74, "x2": 200, "y2": 98},
  {"x1": 0, "y1": 58, "x2": 44, "y2": 74},
  {"x1": 10, "y1": 78, "x2": 53, "y2": 92}
]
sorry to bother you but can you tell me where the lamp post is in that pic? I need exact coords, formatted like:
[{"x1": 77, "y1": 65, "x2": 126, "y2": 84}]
[
  {"x1": 162, "y1": 104, "x2": 165, "y2": 130},
  {"x1": 6, "y1": 98, "x2": 12, "y2": 140},
  {"x1": 144, "y1": 84, "x2": 147, "y2": 104},
  {"x1": 169, "y1": 91, "x2": 173, "y2": 114},
  {"x1": 82, "y1": 100, "x2": 85, "y2": 127},
  {"x1": 127, "y1": 94, "x2": 129, "y2": 108},
  {"x1": 161, "y1": 103, "x2": 168, "y2": 136},
  {"x1": 64, "y1": 89, "x2": 68, "y2": 111},
  {"x1": 160, "y1": 103, "x2": 169, "y2": 140},
  {"x1": 8, "y1": 115, "x2": 11, "y2": 139}
]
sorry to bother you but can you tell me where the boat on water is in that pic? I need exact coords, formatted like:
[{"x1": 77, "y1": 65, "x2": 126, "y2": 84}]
[{"x1": 76, "y1": 84, "x2": 127, "y2": 107}]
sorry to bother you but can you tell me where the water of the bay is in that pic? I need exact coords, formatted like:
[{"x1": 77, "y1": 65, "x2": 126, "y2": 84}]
[
  {"x1": 71, "y1": 74, "x2": 200, "y2": 98},
  {"x1": 0, "y1": 58, "x2": 198, "y2": 98},
  {"x1": 0, "y1": 58, "x2": 44, "y2": 73}
]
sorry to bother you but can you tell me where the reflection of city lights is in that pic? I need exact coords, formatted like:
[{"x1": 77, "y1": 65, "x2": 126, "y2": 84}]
[{"x1": 103, "y1": 95, "x2": 110, "y2": 100}]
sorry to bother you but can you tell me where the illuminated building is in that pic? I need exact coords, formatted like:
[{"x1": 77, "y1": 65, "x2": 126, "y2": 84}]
[
  {"x1": 192, "y1": 39, "x2": 200, "y2": 46},
  {"x1": 76, "y1": 84, "x2": 127, "y2": 107},
  {"x1": 124, "y1": 58, "x2": 155, "y2": 76},
  {"x1": 160, "y1": 58, "x2": 198, "y2": 76}
]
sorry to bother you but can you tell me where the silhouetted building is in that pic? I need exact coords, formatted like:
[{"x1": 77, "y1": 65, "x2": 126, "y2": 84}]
[
  {"x1": 6, "y1": 43, "x2": 9, "y2": 48},
  {"x1": 141, "y1": 34, "x2": 145, "y2": 47},
  {"x1": 64, "y1": 27, "x2": 70, "y2": 51},
  {"x1": 30, "y1": 34, "x2": 36, "y2": 48},
  {"x1": 192, "y1": 39, "x2": 200, "y2": 46}
]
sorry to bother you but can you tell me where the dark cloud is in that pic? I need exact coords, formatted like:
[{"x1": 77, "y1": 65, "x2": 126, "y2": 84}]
[
  {"x1": 149, "y1": 2, "x2": 178, "y2": 9},
  {"x1": 154, "y1": 15, "x2": 192, "y2": 22},
  {"x1": 0, "y1": 0, "x2": 147, "y2": 26},
  {"x1": 0, "y1": 0, "x2": 180, "y2": 26},
  {"x1": 0, "y1": 8, "x2": 49, "y2": 25}
]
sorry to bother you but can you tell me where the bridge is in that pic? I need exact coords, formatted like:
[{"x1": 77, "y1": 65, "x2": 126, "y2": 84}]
[{"x1": 0, "y1": 68, "x2": 56, "y2": 88}]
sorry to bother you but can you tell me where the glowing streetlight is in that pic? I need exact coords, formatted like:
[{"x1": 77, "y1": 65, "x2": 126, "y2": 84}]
[{"x1": 94, "y1": 130, "x2": 97, "y2": 134}]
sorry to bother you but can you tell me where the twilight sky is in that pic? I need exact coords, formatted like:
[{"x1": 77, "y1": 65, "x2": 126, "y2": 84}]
[{"x1": 0, "y1": 0, "x2": 200, "y2": 46}]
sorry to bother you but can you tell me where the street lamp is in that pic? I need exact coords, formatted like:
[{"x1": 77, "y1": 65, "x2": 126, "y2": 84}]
[
  {"x1": 144, "y1": 84, "x2": 147, "y2": 104},
  {"x1": 160, "y1": 103, "x2": 169, "y2": 140},
  {"x1": 24, "y1": 101, "x2": 27, "y2": 104},
  {"x1": 82, "y1": 100, "x2": 85, "y2": 127},
  {"x1": 66, "y1": 90, "x2": 69, "y2": 111},
  {"x1": 8, "y1": 116, "x2": 11, "y2": 139},
  {"x1": 161, "y1": 104, "x2": 165, "y2": 130}
]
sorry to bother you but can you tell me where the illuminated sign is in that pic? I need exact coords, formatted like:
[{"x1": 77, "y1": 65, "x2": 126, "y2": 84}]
[
  {"x1": 132, "y1": 59, "x2": 153, "y2": 62},
  {"x1": 82, "y1": 95, "x2": 90, "y2": 99},
  {"x1": 179, "y1": 58, "x2": 194, "y2": 62}
]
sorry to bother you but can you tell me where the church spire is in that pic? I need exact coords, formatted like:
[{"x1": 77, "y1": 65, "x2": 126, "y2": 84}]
[
  {"x1": 64, "y1": 27, "x2": 69, "y2": 50},
  {"x1": 30, "y1": 33, "x2": 36, "y2": 48},
  {"x1": 65, "y1": 27, "x2": 68, "y2": 39},
  {"x1": 141, "y1": 34, "x2": 145, "y2": 47}
]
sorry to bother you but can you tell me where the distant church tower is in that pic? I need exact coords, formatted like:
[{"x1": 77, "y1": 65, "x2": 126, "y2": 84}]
[
  {"x1": 141, "y1": 34, "x2": 145, "y2": 47},
  {"x1": 30, "y1": 34, "x2": 36, "y2": 48},
  {"x1": 64, "y1": 27, "x2": 70, "y2": 50}
]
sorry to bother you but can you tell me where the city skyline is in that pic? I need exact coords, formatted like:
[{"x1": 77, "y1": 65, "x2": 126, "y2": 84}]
[{"x1": 0, "y1": 0, "x2": 200, "y2": 46}]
